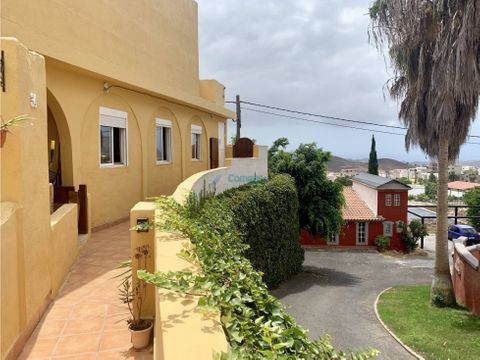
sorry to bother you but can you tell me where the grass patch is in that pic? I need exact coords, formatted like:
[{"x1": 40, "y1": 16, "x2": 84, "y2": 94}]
[{"x1": 377, "y1": 285, "x2": 480, "y2": 360}]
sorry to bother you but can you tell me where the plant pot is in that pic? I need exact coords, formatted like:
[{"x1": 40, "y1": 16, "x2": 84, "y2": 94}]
[
  {"x1": 130, "y1": 320, "x2": 153, "y2": 350},
  {"x1": 0, "y1": 130, "x2": 7, "y2": 148}
]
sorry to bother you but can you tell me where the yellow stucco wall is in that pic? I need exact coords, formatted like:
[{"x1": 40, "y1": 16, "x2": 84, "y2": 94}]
[
  {"x1": 44, "y1": 61, "x2": 230, "y2": 228},
  {"x1": 2, "y1": 0, "x2": 235, "y2": 228},
  {"x1": 49, "y1": 204, "x2": 79, "y2": 297},
  {"x1": 0, "y1": 203, "x2": 23, "y2": 360},
  {"x1": 1, "y1": 0, "x2": 233, "y2": 119},
  {"x1": 0, "y1": 38, "x2": 81, "y2": 360}
]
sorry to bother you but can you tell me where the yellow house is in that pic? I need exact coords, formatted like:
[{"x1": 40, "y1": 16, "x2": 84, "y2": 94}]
[
  {"x1": 0, "y1": 1, "x2": 235, "y2": 358},
  {"x1": 2, "y1": 0, "x2": 235, "y2": 229}
]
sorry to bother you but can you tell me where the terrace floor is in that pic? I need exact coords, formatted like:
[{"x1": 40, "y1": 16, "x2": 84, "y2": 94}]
[{"x1": 19, "y1": 221, "x2": 153, "y2": 359}]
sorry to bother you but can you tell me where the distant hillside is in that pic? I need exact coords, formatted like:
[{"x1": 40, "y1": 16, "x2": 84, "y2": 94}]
[
  {"x1": 458, "y1": 160, "x2": 480, "y2": 167},
  {"x1": 327, "y1": 156, "x2": 409, "y2": 172},
  {"x1": 378, "y1": 158, "x2": 410, "y2": 171}
]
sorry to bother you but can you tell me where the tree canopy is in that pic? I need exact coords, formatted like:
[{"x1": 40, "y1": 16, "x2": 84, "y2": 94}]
[
  {"x1": 369, "y1": 0, "x2": 480, "y2": 307},
  {"x1": 368, "y1": 135, "x2": 379, "y2": 175},
  {"x1": 269, "y1": 139, "x2": 344, "y2": 236},
  {"x1": 464, "y1": 188, "x2": 480, "y2": 230},
  {"x1": 370, "y1": 0, "x2": 480, "y2": 160}
]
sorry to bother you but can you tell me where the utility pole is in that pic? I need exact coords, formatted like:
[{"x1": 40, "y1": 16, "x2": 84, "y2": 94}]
[{"x1": 235, "y1": 94, "x2": 241, "y2": 141}]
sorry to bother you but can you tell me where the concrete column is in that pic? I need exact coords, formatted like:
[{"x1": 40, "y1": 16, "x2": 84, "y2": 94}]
[{"x1": 130, "y1": 201, "x2": 156, "y2": 319}]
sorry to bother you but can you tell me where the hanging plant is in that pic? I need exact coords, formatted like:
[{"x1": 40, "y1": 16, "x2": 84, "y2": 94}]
[{"x1": 0, "y1": 114, "x2": 33, "y2": 147}]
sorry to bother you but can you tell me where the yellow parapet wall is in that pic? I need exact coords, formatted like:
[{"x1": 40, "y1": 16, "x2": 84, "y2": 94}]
[
  {"x1": 130, "y1": 202, "x2": 229, "y2": 360},
  {"x1": 130, "y1": 145, "x2": 269, "y2": 359}
]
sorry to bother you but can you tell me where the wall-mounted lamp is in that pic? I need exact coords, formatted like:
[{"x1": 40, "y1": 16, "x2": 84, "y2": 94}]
[{"x1": 103, "y1": 82, "x2": 111, "y2": 93}]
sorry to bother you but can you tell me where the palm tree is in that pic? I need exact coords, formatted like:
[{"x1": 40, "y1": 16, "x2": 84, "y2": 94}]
[{"x1": 369, "y1": 0, "x2": 480, "y2": 307}]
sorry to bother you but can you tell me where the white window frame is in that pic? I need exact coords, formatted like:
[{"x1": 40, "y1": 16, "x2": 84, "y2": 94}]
[
  {"x1": 156, "y1": 118, "x2": 173, "y2": 164},
  {"x1": 327, "y1": 233, "x2": 339, "y2": 245},
  {"x1": 394, "y1": 194, "x2": 400, "y2": 206},
  {"x1": 383, "y1": 221, "x2": 394, "y2": 237},
  {"x1": 191, "y1": 124, "x2": 202, "y2": 161},
  {"x1": 385, "y1": 194, "x2": 392, "y2": 206},
  {"x1": 356, "y1": 222, "x2": 368, "y2": 245},
  {"x1": 396, "y1": 220, "x2": 404, "y2": 233},
  {"x1": 99, "y1": 106, "x2": 128, "y2": 167}
]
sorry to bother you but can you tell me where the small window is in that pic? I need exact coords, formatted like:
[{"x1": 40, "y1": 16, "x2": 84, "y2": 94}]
[
  {"x1": 156, "y1": 119, "x2": 172, "y2": 163},
  {"x1": 99, "y1": 107, "x2": 127, "y2": 166},
  {"x1": 394, "y1": 194, "x2": 400, "y2": 206},
  {"x1": 396, "y1": 220, "x2": 404, "y2": 233},
  {"x1": 385, "y1": 194, "x2": 392, "y2": 206},
  {"x1": 328, "y1": 233, "x2": 339, "y2": 245},
  {"x1": 383, "y1": 221, "x2": 393, "y2": 236},
  {"x1": 356, "y1": 222, "x2": 368, "y2": 245},
  {"x1": 191, "y1": 124, "x2": 202, "y2": 160}
]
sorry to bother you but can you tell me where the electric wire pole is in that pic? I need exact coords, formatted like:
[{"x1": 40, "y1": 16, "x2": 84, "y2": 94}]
[{"x1": 235, "y1": 94, "x2": 241, "y2": 141}]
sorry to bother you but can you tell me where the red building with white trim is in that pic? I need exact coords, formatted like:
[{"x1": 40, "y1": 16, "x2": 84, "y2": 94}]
[{"x1": 301, "y1": 173, "x2": 410, "y2": 250}]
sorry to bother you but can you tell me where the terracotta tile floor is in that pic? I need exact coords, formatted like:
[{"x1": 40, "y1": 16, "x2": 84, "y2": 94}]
[{"x1": 19, "y1": 221, "x2": 153, "y2": 360}]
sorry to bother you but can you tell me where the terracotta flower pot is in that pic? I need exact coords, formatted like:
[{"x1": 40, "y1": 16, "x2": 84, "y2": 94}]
[
  {"x1": 130, "y1": 320, "x2": 153, "y2": 350},
  {"x1": 0, "y1": 130, "x2": 7, "y2": 148}
]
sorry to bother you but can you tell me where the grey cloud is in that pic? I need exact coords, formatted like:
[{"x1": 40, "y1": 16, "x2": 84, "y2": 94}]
[{"x1": 197, "y1": 0, "x2": 480, "y2": 161}]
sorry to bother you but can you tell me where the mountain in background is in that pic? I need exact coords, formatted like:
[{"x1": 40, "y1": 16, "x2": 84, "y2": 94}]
[{"x1": 327, "y1": 156, "x2": 410, "y2": 172}]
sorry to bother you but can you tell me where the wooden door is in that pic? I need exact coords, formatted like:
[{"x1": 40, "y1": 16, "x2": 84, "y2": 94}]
[{"x1": 210, "y1": 138, "x2": 219, "y2": 169}]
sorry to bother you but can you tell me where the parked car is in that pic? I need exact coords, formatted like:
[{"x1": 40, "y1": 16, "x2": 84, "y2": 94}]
[{"x1": 448, "y1": 224, "x2": 480, "y2": 246}]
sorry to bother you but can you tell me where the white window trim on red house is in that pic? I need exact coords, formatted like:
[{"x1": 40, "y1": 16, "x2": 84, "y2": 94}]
[
  {"x1": 383, "y1": 221, "x2": 394, "y2": 237},
  {"x1": 394, "y1": 194, "x2": 400, "y2": 206},
  {"x1": 356, "y1": 222, "x2": 368, "y2": 245},
  {"x1": 385, "y1": 194, "x2": 392, "y2": 206},
  {"x1": 396, "y1": 220, "x2": 404, "y2": 233},
  {"x1": 327, "y1": 233, "x2": 339, "y2": 245}
]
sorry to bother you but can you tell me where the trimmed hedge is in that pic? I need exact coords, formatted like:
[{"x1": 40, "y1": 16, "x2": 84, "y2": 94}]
[{"x1": 204, "y1": 174, "x2": 304, "y2": 287}]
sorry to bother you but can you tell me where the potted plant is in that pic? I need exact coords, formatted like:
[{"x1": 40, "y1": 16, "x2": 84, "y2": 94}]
[
  {"x1": 0, "y1": 114, "x2": 32, "y2": 147},
  {"x1": 119, "y1": 245, "x2": 153, "y2": 350}
]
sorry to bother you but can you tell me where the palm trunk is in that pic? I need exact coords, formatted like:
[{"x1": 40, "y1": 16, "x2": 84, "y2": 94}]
[{"x1": 430, "y1": 139, "x2": 455, "y2": 307}]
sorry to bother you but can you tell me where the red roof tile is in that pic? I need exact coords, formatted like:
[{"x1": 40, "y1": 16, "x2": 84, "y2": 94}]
[
  {"x1": 448, "y1": 181, "x2": 480, "y2": 191},
  {"x1": 342, "y1": 187, "x2": 383, "y2": 222}
]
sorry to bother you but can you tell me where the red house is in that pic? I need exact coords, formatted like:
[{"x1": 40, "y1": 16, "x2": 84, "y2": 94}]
[{"x1": 301, "y1": 173, "x2": 410, "y2": 250}]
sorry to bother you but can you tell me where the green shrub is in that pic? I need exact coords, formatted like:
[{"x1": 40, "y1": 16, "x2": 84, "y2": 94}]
[
  {"x1": 415, "y1": 193, "x2": 430, "y2": 202},
  {"x1": 206, "y1": 174, "x2": 303, "y2": 287},
  {"x1": 269, "y1": 139, "x2": 344, "y2": 237},
  {"x1": 139, "y1": 193, "x2": 378, "y2": 359},
  {"x1": 464, "y1": 188, "x2": 480, "y2": 230},
  {"x1": 400, "y1": 220, "x2": 428, "y2": 252},
  {"x1": 374, "y1": 235, "x2": 390, "y2": 252}
]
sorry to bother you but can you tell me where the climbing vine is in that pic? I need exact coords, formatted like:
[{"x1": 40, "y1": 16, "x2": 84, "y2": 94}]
[{"x1": 138, "y1": 189, "x2": 377, "y2": 359}]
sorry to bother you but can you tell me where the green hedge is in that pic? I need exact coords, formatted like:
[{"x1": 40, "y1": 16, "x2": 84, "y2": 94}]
[
  {"x1": 217, "y1": 175, "x2": 304, "y2": 287},
  {"x1": 208, "y1": 174, "x2": 304, "y2": 287}
]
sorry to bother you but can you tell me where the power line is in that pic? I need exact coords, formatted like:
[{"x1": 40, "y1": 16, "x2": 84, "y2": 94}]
[
  {"x1": 242, "y1": 107, "x2": 406, "y2": 136},
  {"x1": 227, "y1": 99, "x2": 480, "y2": 139},
  {"x1": 241, "y1": 106, "x2": 480, "y2": 146}
]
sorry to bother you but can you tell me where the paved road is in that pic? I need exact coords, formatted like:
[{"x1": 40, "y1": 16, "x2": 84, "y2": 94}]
[{"x1": 271, "y1": 249, "x2": 433, "y2": 359}]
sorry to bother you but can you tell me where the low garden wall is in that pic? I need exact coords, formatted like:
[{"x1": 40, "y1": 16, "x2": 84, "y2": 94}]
[
  {"x1": 172, "y1": 145, "x2": 267, "y2": 204},
  {"x1": 452, "y1": 238, "x2": 480, "y2": 317},
  {"x1": 130, "y1": 149, "x2": 268, "y2": 359}
]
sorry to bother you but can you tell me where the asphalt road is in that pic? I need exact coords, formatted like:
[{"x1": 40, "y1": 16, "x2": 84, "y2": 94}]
[{"x1": 271, "y1": 249, "x2": 434, "y2": 359}]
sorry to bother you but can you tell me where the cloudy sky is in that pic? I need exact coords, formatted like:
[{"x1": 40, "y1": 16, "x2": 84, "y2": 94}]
[{"x1": 197, "y1": 0, "x2": 480, "y2": 162}]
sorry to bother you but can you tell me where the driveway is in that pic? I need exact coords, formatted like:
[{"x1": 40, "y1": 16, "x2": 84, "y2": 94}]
[{"x1": 271, "y1": 249, "x2": 434, "y2": 359}]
